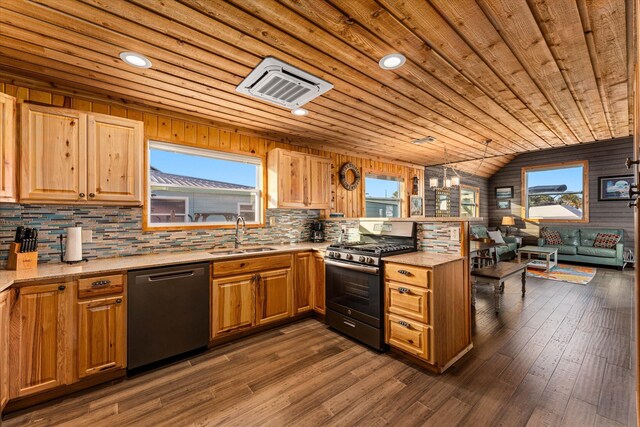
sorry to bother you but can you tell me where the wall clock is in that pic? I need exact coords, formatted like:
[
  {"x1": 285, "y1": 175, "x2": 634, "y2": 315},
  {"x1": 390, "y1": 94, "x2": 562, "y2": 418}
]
[{"x1": 339, "y1": 162, "x2": 361, "y2": 191}]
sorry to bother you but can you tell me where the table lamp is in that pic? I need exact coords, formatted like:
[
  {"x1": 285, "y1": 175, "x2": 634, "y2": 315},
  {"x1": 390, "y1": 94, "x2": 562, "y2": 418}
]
[{"x1": 501, "y1": 216, "x2": 516, "y2": 236}]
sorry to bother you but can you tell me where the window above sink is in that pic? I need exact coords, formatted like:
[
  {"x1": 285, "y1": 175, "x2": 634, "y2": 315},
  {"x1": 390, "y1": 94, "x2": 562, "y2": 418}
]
[{"x1": 146, "y1": 141, "x2": 264, "y2": 230}]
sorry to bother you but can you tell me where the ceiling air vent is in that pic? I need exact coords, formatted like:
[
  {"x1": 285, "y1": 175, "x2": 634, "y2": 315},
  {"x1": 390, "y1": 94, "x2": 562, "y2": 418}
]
[{"x1": 236, "y1": 57, "x2": 333, "y2": 109}]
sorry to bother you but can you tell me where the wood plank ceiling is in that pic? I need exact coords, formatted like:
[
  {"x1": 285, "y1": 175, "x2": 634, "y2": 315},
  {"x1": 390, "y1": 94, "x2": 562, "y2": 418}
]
[{"x1": 0, "y1": 0, "x2": 634, "y2": 177}]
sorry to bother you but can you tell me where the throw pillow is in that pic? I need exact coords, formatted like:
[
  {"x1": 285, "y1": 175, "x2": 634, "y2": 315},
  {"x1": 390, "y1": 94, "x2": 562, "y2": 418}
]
[
  {"x1": 487, "y1": 230, "x2": 505, "y2": 244},
  {"x1": 593, "y1": 233, "x2": 621, "y2": 249},
  {"x1": 541, "y1": 229, "x2": 562, "y2": 245}
]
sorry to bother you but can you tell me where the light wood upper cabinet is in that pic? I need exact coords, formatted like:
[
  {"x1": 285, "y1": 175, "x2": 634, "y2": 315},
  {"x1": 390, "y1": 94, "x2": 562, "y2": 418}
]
[
  {"x1": 20, "y1": 104, "x2": 87, "y2": 202},
  {"x1": 211, "y1": 273, "x2": 255, "y2": 339},
  {"x1": 294, "y1": 252, "x2": 313, "y2": 314},
  {"x1": 20, "y1": 104, "x2": 143, "y2": 205},
  {"x1": 87, "y1": 114, "x2": 143, "y2": 204},
  {"x1": 0, "y1": 291, "x2": 10, "y2": 411},
  {"x1": 313, "y1": 252, "x2": 326, "y2": 315},
  {"x1": 267, "y1": 148, "x2": 331, "y2": 209},
  {"x1": 9, "y1": 282, "x2": 73, "y2": 398},
  {"x1": 0, "y1": 93, "x2": 16, "y2": 202},
  {"x1": 307, "y1": 156, "x2": 331, "y2": 209},
  {"x1": 77, "y1": 295, "x2": 126, "y2": 379},
  {"x1": 255, "y1": 268, "x2": 292, "y2": 325}
]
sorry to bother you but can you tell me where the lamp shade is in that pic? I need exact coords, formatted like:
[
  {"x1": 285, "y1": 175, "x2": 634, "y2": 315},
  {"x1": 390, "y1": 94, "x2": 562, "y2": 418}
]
[{"x1": 501, "y1": 216, "x2": 515, "y2": 226}]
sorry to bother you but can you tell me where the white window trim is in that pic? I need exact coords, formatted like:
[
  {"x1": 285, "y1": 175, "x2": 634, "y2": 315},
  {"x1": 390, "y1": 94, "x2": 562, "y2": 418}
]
[{"x1": 147, "y1": 140, "x2": 263, "y2": 228}]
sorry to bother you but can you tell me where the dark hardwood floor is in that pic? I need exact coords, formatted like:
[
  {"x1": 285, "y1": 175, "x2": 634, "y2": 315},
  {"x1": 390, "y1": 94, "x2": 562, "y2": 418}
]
[{"x1": 3, "y1": 268, "x2": 636, "y2": 426}]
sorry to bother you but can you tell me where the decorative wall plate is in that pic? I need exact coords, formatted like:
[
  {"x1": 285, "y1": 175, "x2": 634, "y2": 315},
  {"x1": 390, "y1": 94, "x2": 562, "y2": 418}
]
[{"x1": 339, "y1": 162, "x2": 361, "y2": 191}]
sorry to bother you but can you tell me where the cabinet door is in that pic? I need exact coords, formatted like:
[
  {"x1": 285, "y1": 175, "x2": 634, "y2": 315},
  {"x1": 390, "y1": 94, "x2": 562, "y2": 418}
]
[
  {"x1": 0, "y1": 93, "x2": 16, "y2": 202},
  {"x1": 277, "y1": 151, "x2": 307, "y2": 208},
  {"x1": 211, "y1": 273, "x2": 255, "y2": 338},
  {"x1": 313, "y1": 253, "x2": 326, "y2": 314},
  {"x1": 256, "y1": 269, "x2": 292, "y2": 325},
  {"x1": 9, "y1": 283, "x2": 72, "y2": 398},
  {"x1": 0, "y1": 291, "x2": 9, "y2": 411},
  {"x1": 294, "y1": 252, "x2": 313, "y2": 314},
  {"x1": 20, "y1": 104, "x2": 87, "y2": 202},
  {"x1": 307, "y1": 156, "x2": 331, "y2": 209},
  {"x1": 77, "y1": 296, "x2": 126, "y2": 379},
  {"x1": 87, "y1": 114, "x2": 143, "y2": 204}
]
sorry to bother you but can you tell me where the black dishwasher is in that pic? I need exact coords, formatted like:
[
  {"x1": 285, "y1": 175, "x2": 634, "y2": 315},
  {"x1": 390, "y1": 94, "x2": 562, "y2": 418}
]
[{"x1": 128, "y1": 262, "x2": 210, "y2": 370}]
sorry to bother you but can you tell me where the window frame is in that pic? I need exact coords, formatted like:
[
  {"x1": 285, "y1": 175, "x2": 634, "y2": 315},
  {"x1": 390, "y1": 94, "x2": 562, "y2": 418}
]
[
  {"x1": 520, "y1": 160, "x2": 589, "y2": 223},
  {"x1": 144, "y1": 140, "x2": 266, "y2": 230},
  {"x1": 363, "y1": 171, "x2": 405, "y2": 218},
  {"x1": 459, "y1": 185, "x2": 480, "y2": 218}
]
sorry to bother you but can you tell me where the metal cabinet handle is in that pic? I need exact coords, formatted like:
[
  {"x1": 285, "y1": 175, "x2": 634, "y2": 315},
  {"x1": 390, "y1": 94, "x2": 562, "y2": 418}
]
[
  {"x1": 79, "y1": 192, "x2": 85, "y2": 198},
  {"x1": 398, "y1": 270, "x2": 412, "y2": 276},
  {"x1": 89, "y1": 193, "x2": 95, "y2": 198},
  {"x1": 398, "y1": 320, "x2": 411, "y2": 328},
  {"x1": 629, "y1": 201, "x2": 637, "y2": 208},
  {"x1": 58, "y1": 285, "x2": 66, "y2": 291},
  {"x1": 398, "y1": 287, "x2": 410, "y2": 294},
  {"x1": 115, "y1": 298, "x2": 123, "y2": 304},
  {"x1": 91, "y1": 280, "x2": 111, "y2": 287}
]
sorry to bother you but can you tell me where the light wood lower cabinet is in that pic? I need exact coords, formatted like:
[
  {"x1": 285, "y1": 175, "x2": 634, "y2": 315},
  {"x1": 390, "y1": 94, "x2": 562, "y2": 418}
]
[
  {"x1": 256, "y1": 269, "x2": 292, "y2": 325},
  {"x1": 77, "y1": 295, "x2": 126, "y2": 379},
  {"x1": 211, "y1": 273, "x2": 255, "y2": 338},
  {"x1": 0, "y1": 290, "x2": 10, "y2": 411},
  {"x1": 313, "y1": 252, "x2": 326, "y2": 314},
  {"x1": 9, "y1": 283, "x2": 73, "y2": 398},
  {"x1": 294, "y1": 252, "x2": 313, "y2": 314},
  {"x1": 384, "y1": 259, "x2": 470, "y2": 373}
]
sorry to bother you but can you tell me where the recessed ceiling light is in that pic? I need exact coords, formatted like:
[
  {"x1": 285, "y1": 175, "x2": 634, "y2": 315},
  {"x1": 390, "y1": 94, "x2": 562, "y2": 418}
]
[
  {"x1": 292, "y1": 108, "x2": 309, "y2": 116},
  {"x1": 119, "y1": 51, "x2": 152, "y2": 68},
  {"x1": 379, "y1": 53, "x2": 406, "y2": 70}
]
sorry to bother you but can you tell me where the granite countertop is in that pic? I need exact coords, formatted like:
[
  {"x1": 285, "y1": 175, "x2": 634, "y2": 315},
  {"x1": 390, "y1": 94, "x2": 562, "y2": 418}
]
[
  {"x1": 0, "y1": 242, "x2": 330, "y2": 293},
  {"x1": 383, "y1": 251, "x2": 465, "y2": 267},
  {"x1": 322, "y1": 216, "x2": 484, "y2": 222}
]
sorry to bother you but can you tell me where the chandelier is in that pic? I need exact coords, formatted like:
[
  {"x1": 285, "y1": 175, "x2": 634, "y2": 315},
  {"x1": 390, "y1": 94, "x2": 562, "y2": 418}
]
[{"x1": 429, "y1": 167, "x2": 460, "y2": 190}]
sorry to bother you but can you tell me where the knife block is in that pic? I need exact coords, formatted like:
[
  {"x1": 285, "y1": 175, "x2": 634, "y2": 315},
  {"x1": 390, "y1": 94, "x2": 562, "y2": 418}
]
[{"x1": 7, "y1": 243, "x2": 38, "y2": 270}]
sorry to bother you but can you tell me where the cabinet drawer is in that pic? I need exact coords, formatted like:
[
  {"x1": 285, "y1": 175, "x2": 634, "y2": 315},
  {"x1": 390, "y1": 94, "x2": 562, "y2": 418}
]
[
  {"x1": 386, "y1": 282, "x2": 431, "y2": 324},
  {"x1": 386, "y1": 313, "x2": 432, "y2": 363},
  {"x1": 213, "y1": 254, "x2": 291, "y2": 277},
  {"x1": 384, "y1": 263, "x2": 430, "y2": 288},
  {"x1": 78, "y1": 274, "x2": 124, "y2": 298}
]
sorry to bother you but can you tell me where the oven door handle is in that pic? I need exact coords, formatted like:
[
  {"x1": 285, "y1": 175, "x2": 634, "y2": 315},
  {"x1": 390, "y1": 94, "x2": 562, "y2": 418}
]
[{"x1": 324, "y1": 259, "x2": 380, "y2": 275}]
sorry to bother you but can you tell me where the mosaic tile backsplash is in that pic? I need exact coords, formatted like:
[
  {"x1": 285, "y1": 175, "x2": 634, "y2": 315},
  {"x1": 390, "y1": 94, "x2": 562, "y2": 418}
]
[
  {"x1": 0, "y1": 204, "x2": 464, "y2": 266},
  {"x1": 0, "y1": 204, "x2": 321, "y2": 265}
]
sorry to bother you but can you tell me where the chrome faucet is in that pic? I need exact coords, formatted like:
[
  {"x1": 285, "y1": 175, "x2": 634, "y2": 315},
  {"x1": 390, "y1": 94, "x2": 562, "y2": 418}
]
[{"x1": 234, "y1": 216, "x2": 247, "y2": 249}]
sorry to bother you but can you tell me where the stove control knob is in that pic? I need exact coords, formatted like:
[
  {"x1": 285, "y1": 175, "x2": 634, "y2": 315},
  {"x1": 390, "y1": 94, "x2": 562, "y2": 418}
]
[
  {"x1": 346, "y1": 254, "x2": 353, "y2": 260},
  {"x1": 328, "y1": 252, "x2": 335, "y2": 258},
  {"x1": 334, "y1": 252, "x2": 341, "y2": 259},
  {"x1": 366, "y1": 257, "x2": 375, "y2": 264},
  {"x1": 358, "y1": 256, "x2": 366, "y2": 262}
]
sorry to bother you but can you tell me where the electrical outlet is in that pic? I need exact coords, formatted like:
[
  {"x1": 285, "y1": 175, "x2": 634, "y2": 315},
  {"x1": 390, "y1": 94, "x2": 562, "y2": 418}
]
[
  {"x1": 450, "y1": 227, "x2": 460, "y2": 241},
  {"x1": 269, "y1": 217, "x2": 276, "y2": 226},
  {"x1": 81, "y1": 229, "x2": 93, "y2": 243}
]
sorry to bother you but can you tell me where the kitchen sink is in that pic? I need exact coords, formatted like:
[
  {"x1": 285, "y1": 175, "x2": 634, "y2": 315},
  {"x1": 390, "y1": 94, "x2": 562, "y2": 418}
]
[{"x1": 210, "y1": 247, "x2": 277, "y2": 255}]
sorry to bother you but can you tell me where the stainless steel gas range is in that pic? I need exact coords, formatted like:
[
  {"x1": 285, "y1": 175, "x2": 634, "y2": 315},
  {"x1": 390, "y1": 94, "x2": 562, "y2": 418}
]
[{"x1": 325, "y1": 221, "x2": 417, "y2": 351}]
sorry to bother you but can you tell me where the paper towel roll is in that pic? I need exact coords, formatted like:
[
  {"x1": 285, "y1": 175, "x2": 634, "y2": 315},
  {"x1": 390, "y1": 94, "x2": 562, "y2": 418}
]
[{"x1": 65, "y1": 227, "x2": 83, "y2": 262}]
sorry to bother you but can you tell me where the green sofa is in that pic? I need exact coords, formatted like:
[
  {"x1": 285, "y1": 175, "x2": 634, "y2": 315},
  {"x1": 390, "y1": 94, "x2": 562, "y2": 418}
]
[
  {"x1": 470, "y1": 225, "x2": 518, "y2": 261},
  {"x1": 537, "y1": 226, "x2": 624, "y2": 268}
]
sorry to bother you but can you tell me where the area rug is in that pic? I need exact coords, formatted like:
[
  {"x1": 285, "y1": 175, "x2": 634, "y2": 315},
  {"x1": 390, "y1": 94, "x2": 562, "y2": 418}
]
[{"x1": 526, "y1": 263, "x2": 596, "y2": 285}]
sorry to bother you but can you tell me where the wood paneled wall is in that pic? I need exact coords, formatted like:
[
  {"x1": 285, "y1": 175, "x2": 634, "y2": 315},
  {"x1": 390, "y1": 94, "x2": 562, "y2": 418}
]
[
  {"x1": 0, "y1": 81, "x2": 423, "y2": 218},
  {"x1": 488, "y1": 138, "x2": 634, "y2": 247}
]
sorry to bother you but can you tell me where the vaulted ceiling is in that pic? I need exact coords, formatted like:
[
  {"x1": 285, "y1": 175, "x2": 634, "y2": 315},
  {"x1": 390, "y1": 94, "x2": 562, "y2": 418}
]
[{"x1": 0, "y1": 0, "x2": 634, "y2": 177}]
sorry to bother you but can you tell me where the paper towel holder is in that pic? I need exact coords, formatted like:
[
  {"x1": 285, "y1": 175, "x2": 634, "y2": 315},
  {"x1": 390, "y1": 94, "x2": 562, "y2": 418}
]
[{"x1": 58, "y1": 233, "x2": 89, "y2": 264}]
